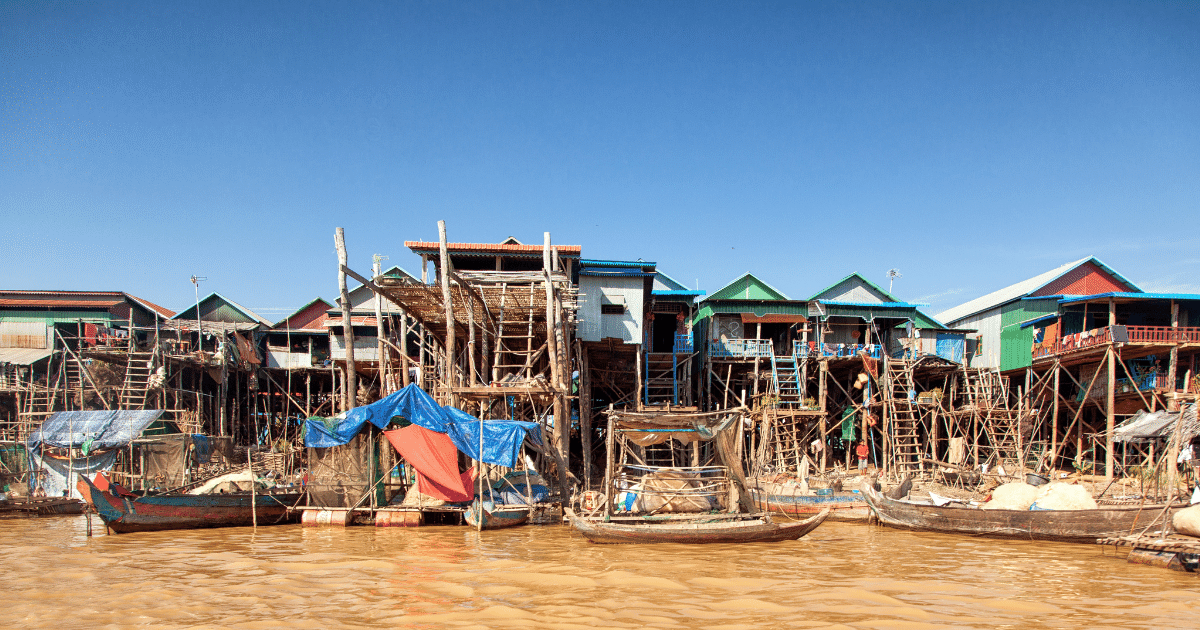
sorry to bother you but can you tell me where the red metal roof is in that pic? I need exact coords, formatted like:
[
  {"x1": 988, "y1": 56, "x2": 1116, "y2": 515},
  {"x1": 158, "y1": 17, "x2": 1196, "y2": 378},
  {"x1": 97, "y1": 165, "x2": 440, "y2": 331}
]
[
  {"x1": 127, "y1": 294, "x2": 176, "y2": 318},
  {"x1": 0, "y1": 290, "x2": 175, "y2": 318},
  {"x1": 0, "y1": 297, "x2": 123, "y2": 308},
  {"x1": 405, "y1": 241, "x2": 582, "y2": 255}
]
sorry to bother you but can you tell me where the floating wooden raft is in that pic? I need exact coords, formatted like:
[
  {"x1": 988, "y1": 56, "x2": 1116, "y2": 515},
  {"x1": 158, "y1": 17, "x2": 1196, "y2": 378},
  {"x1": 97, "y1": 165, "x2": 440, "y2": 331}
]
[{"x1": 1097, "y1": 534, "x2": 1200, "y2": 553}]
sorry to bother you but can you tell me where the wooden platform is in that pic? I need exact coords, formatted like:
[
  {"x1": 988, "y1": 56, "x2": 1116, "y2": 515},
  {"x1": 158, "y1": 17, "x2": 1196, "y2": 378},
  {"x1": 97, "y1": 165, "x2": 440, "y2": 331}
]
[{"x1": 1097, "y1": 534, "x2": 1200, "y2": 553}]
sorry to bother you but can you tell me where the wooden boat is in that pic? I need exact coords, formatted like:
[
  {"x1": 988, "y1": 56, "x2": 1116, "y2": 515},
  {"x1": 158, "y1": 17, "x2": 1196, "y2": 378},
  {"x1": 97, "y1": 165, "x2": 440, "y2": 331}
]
[
  {"x1": 464, "y1": 501, "x2": 531, "y2": 530},
  {"x1": 77, "y1": 475, "x2": 304, "y2": 534},
  {"x1": 749, "y1": 486, "x2": 869, "y2": 521},
  {"x1": 862, "y1": 481, "x2": 1172, "y2": 543},
  {"x1": 567, "y1": 508, "x2": 829, "y2": 544},
  {"x1": 0, "y1": 496, "x2": 86, "y2": 517}
]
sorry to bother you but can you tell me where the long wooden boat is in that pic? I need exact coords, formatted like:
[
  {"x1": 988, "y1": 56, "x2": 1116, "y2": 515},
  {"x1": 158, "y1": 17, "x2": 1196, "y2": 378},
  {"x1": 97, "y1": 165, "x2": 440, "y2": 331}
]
[
  {"x1": 464, "y1": 501, "x2": 531, "y2": 530},
  {"x1": 77, "y1": 475, "x2": 304, "y2": 534},
  {"x1": 862, "y1": 482, "x2": 1171, "y2": 543},
  {"x1": 566, "y1": 508, "x2": 829, "y2": 544},
  {"x1": 750, "y1": 487, "x2": 869, "y2": 522},
  {"x1": 0, "y1": 496, "x2": 86, "y2": 517}
]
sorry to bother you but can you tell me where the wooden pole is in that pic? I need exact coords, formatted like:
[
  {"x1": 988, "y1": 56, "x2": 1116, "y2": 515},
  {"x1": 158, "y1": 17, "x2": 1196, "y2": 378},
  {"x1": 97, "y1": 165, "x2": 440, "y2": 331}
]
[
  {"x1": 248, "y1": 447, "x2": 257, "y2": 528},
  {"x1": 542, "y1": 233, "x2": 566, "y2": 473},
  {"x1": 603, "y1": 412, "x2": 616, "y2": 517},
  {"x1": 1051, "y1": 362, "x2": 1060, "y2": 471},
  {"x1": 1167, "y1": 300, "x2": 1179, "y2": 410},
  {"x1": 218, "y1": 333, "x2": 229, "y2": 437},
  {"x1": 438, "y1": 221, "x2": 456, "y2": 403},
  {"x1": 578, "y1": 340, "x2": 592, "y2": 490},
  {"x1": 400, "y1": 313, "x2": 411, "y2": 388},
  {"x1": 818, "y1": 359, "x2": 827, "y2": 472},
  {"x1": 335, "y1": 227, "x2": 358, "y2": 410},
  {"x1": 1106, "y1": 297, "x2": 1116, "y2": 480},
  {"x1": 467, "y1": 290, "x2": 478, "y2": 386},
  {"x1": 373, "y1": 260, "x2": 388, "y2": 394}
]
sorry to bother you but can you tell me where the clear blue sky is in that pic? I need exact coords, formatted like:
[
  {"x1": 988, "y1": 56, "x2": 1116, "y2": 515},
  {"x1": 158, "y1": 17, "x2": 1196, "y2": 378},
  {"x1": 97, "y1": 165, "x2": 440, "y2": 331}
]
[{"x1": 3, "y1": 1, "x2": 1197, "y2": 321}]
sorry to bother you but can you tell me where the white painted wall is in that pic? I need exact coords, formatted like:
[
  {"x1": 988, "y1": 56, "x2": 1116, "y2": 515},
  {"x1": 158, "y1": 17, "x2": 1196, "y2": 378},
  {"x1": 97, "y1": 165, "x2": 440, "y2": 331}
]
[
  {"x1": 578, "y1": 275, "x2": 644, "y2": 344},
  {"x1": 951, "y1": 308, "x2": 1002, "y2": 369}
]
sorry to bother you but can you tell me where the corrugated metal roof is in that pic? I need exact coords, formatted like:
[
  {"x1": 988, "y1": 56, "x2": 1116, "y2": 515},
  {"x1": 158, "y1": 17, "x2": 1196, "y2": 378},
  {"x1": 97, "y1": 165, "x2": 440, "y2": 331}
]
[
  {"x1": 0, "y1": 291, "x2": 174, "y2": 319},
  {"x1": 580, "y1": 259, "x2": 656, "y2": 269},
  {"x1": 0, "y1": 347, "x2": 54, "y2": 364},
  {"x1": 579, "y1": 270, "x2": 655, "y2": 277},
  {"x1": 1019, "y1": 313, "x2": 1059, "y2": 329},
  {"x1": 704, "y1": 272, "x2": 790, "y2": 301},
  {"x1": 935, "y1": 257, "x2": 1129, "y2": 324},
  {"x1": 1057, "y1": 292, "x2": 1200, "y2": 304},
  {"x1": 406, "y1": 241, "x2": 582, "y2": 256},
  {"x1": 652, "y1": 289, "x2": 706, "y2": 296},
  {"x1": 808, "y1": 272, "x2": 902, "y2": 302},
  {"x1": 814, "y1": 300, "x2": 927, "y2": 308},
  {"x1": 171, "y1": 292, "x2": 272, "y2": 326},
  {"x1": 0, "y1": 297, "x2": 123, "y2": 308}
]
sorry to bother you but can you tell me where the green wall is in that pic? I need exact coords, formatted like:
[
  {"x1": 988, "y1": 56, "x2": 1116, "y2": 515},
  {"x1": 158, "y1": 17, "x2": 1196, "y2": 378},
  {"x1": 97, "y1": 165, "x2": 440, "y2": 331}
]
[{"x1": 998, "y1": 298, "x2": 1059, "y2": 372}]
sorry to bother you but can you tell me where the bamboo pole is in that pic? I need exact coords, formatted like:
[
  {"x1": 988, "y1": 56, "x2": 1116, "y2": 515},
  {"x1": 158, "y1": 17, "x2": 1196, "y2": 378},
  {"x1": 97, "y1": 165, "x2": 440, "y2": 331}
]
[{"x1": 335, "y1": 227, "x2": 358, "y2": 411}]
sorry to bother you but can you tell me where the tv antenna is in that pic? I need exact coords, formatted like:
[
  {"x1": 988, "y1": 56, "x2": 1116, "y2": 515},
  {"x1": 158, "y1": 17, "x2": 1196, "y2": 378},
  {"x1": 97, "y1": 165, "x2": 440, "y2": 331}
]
[
  {"x1": 887, "y1": 268, "x2": 902, "y2": 294},
  {"x1": 190, "y1": 275, "x2": 207, "y2": 338}
]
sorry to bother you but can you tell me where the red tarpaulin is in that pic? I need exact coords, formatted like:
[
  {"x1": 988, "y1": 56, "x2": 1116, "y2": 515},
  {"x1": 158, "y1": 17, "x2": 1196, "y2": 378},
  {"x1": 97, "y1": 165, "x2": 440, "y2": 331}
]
[{"x1": 383, "y1": 425, "x2": 475, "y2": 502}]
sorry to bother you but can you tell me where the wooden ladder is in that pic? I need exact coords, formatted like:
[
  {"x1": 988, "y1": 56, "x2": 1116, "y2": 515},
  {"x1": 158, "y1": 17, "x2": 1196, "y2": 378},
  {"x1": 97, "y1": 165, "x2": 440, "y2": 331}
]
[
  {"x1": 119, "y1": 350, "x2": 156, "y2": 410},
  {"x1": 886, "y1": 359, "x2": 923, "y2": 473}
]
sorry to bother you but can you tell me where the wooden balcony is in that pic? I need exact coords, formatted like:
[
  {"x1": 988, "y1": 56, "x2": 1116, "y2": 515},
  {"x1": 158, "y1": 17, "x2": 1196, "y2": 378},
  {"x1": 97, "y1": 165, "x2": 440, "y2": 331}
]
[{"x1": 1033, "y1": 325, "x2": 1200, "y2": 362}]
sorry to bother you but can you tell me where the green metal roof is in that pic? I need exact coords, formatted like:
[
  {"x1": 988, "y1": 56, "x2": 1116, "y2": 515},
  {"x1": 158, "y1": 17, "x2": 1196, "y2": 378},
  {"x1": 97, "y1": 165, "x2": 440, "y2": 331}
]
[{"x1": 704, "y1": 272, "x2": 790, "y2": 302}]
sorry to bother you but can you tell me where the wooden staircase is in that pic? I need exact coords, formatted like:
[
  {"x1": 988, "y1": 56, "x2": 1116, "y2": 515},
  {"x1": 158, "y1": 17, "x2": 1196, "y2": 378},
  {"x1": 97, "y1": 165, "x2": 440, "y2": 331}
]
[
  {"x1": 770, "y1": 353, "x2": 802, "y2": 406},
  {"x1": 644, "y1": 352, "x2": 678, "y2": 405}
]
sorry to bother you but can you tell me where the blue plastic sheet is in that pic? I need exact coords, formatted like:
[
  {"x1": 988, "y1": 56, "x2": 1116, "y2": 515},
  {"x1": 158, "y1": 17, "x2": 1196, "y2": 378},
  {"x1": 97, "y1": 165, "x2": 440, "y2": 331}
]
[
  {"x1": 28, "y1": 410, "x2": 165, "y2": 450},
  {"x1": 304, "y1": 385, "x2": 541, "y2": 467}
]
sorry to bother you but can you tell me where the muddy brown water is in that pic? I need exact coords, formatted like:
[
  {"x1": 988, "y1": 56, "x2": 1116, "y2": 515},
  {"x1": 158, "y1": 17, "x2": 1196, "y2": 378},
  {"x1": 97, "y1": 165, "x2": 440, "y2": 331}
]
[{"x1": 0, "y1": 516, "x2": 1194, "y2": 629}]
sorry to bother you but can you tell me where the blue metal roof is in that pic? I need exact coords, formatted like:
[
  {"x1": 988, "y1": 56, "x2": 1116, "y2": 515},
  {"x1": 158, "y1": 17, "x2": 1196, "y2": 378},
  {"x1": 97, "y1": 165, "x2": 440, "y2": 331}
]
[
  {"x1": 1057, "y1": 292, "x2": 1200, "y2": 305},
  {"x1": 579, "y1": 259, "x2": 656, "y2": 269},
  {"x1": 814, "y1": 300, "x2": 928, "y2": 308},
  {"x1": 579, "y1": 270, "x2": 656, "y2": 277},
  {"x1": 653, "y1": 289, "x2": 706, "y2": 296},
  {"x1": 1019, "y1": 313, "x2": 1060, "y2": 329}
]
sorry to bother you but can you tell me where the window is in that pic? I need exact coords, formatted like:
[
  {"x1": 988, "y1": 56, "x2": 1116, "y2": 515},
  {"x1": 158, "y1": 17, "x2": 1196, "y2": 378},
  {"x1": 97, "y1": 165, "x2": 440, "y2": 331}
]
[{"x1": 601, "y1": 304, "x2": 625, "y2": 315}]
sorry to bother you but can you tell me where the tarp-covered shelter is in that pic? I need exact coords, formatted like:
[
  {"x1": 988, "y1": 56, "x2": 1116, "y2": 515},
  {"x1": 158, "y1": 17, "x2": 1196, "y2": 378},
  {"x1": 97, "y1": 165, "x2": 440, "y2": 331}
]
[
  {"x1": 303, "y1": 384, "x2": 542, "y2": 506},
  {"x1": 27, "y1": 410, "x2": 165, "y2": 498},
  {"x1": 1113, "y1": 404, "x2": 1199, "y2": 444}
]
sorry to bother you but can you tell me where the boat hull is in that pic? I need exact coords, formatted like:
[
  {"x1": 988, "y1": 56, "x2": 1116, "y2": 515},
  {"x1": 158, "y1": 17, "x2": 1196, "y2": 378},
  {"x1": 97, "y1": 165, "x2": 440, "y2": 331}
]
[
  {"x1": 567, "y1": 509, "x2": 829, "y2": 544},
  {"x1": 750, "y1": 488, "x2": 869, "y2": 521},
  {"x1": 465, "y1": 503, "x2": 531, "y2": 530},
  {"x1": 78, "y1": 477, "x2": 303, "y2": 534},
  {"x1": 862, "y1": 482, "x2": 1170, "y2": 543}
]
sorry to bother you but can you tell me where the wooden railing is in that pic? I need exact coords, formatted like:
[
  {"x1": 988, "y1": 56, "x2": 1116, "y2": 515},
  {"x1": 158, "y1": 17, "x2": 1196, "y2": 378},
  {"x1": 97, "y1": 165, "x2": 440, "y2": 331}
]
[
  {"x1": 1034, "y1": 324, "x2": 1200, "y2": 360},
  {"x1": 1125, "y1": 325, "x2": 1200, "y2": 344}
]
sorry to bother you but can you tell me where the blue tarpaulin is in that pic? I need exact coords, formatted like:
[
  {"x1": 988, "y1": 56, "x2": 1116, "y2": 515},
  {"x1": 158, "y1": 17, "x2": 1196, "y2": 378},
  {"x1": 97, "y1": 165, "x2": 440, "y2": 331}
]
[
  {"x1": 304, "y1": 384, "x2": 541, "y2": 467},
  {"x1": 28, "y1": 410, "x2": 165, "y2": 450}
]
